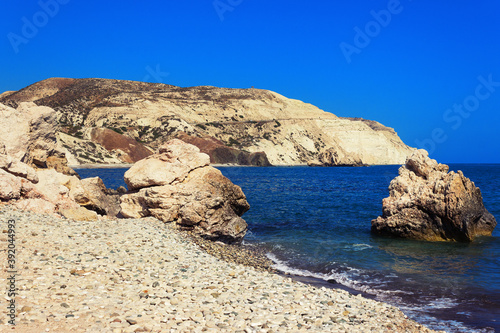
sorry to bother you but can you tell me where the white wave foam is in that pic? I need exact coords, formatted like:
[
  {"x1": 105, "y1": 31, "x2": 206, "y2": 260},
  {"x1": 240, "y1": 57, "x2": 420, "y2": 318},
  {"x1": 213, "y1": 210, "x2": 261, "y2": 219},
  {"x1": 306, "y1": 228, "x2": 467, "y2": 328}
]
[
  {"x1": 265, "y1": 254, "x2": 483, "y2": 333},
  {"x1": 271, "y1": 243, "x2": 284, "y2": 250},
  {"x1": 396, "y1": 303, "x2": 488, "y2": 333},
  {"x1": 425, "y1": 297, "x2": 460, "y2": 310},
  {"x1": 350, "y1": 243, "x2": 373, "y2": 251},
  {"x1": 241, "y1": 230, "x2": 255, "y2": 240},
  {"x1": 266, "y1": 253, "x2": 404, "y2": 296}
]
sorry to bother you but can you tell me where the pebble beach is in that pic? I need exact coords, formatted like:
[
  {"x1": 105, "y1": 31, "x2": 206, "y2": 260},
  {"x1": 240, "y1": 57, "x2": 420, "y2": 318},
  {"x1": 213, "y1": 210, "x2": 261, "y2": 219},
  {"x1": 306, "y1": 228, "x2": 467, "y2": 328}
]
[{"x1": 0, "y1": 205, "x2": 439, "y2": 332}]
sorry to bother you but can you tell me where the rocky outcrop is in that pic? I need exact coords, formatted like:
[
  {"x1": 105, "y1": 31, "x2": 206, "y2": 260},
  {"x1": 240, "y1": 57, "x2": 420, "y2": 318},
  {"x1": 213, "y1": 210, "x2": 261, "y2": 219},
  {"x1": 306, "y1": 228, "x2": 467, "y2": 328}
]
[
  {"x1": 34, "y1": 169, "x2": 121, "y2": 218},
  {"x1": 0, "y1": 147, "x2": 83, "y2": 218},
  {"x1": 308, "y1": 144, "x2": 364, "y2": 167},
  {"x1": 78, "y1": 177, "x2": 121, "y2": 216},
  {"x1": 120, "y1": 139, "x2": 250, "y2": 243},
  {"x1": 1, "y1": 78, "x2": 414, "y2": 166},
  {"x1": 0, "y1": 142, "x2": 119, "y2": 220},
  {"x1": 0, "y1": 168, "x2": 31, "y2": 201},
  {"x1": 0, "y1": 143, "x2": 39, "y2": 185},
  {"x1": 0, "y1": 101, "x2": 121, "y2": 219},
  {"x1": 372, "y1": 150, "x2": 497, "y2": 242},
  {"x1": 124, "y1": 139, "x2": 211, "y2": 190},
  {"x1": 26, "y1": 168, "x2": 122, "y2": 219},
  {"x1": 0, "y1": 102, "x2": 77, "y2": 176}
]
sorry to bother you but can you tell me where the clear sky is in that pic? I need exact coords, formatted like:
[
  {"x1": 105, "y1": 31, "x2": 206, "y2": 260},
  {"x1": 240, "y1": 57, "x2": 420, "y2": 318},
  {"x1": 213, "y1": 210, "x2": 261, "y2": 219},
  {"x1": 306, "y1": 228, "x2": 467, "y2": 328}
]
[{"x1": 1, "y1": 0, "x2": 499, "y2": 163}]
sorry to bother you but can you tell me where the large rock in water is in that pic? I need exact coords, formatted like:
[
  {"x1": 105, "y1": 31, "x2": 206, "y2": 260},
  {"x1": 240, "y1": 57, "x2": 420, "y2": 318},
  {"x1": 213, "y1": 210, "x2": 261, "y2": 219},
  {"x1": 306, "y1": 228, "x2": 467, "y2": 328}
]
[
  {"x1": 372, "y1": 150, "x2": 497, "y2": 242},
  {"x1": 120, "y1": 139, "x2": 250, "y2": 243}
]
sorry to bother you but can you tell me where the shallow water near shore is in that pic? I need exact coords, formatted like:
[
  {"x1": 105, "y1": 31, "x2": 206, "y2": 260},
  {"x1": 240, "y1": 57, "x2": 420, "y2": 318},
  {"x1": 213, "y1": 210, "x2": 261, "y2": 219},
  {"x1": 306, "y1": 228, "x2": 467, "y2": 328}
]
[{"x1": 76, "y1": 164, "x2": 500, "y2": 332}]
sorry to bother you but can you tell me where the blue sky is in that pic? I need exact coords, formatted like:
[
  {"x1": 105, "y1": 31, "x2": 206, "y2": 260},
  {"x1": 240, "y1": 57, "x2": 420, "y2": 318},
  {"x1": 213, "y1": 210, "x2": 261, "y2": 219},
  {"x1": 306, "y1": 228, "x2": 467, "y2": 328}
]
[{"x1": 1, "y1": 0, "x2": 499, "y2": 163}]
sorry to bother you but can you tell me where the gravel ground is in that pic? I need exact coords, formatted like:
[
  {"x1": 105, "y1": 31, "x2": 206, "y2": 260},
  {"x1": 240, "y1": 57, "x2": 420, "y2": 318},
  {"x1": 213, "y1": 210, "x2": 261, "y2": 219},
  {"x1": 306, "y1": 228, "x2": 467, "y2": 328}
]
[{"x1": 0, "y1": 205, "x2": 440, "y2": 332}]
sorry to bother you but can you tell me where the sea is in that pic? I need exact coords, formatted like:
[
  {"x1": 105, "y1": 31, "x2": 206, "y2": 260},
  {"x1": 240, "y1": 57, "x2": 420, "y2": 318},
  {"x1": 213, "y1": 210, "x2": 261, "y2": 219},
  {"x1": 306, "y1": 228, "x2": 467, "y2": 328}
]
[{"x1": 76, "y1": 164, "x2": 500, "y2": 332}]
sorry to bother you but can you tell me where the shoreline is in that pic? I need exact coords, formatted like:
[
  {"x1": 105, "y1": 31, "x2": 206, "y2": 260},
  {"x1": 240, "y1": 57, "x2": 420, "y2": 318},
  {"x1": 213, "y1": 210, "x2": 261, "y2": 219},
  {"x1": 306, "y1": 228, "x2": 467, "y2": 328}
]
[
  {"x1": 184, "y1": 228, "x2": 382, "y2": 301},
  {"x1": 69, "y1": 163, "x2": 408, "y2": 169},
  {"x1": 70, "y1": 163, "x2": 134, "y2": 169},
  {"x1": 70, "y1": 163, "x2": 306, "y2": 169},
  {"x1": 0, "y1": 206, "x2": 439, "y2": 332}
]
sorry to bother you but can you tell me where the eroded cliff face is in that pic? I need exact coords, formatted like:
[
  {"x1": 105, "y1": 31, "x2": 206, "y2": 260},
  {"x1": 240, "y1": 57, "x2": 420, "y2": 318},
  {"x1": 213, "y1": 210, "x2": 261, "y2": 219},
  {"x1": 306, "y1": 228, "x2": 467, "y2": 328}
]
[{"x1": 1, "y1": 78, "x2": 414, "y2": 166}]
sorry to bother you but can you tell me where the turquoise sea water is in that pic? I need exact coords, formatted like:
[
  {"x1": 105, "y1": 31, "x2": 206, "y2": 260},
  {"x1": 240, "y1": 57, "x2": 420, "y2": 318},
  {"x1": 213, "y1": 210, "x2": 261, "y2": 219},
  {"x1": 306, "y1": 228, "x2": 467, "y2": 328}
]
[{"x1": 76, "y1": 164, "x2": 500, "y2": 332}]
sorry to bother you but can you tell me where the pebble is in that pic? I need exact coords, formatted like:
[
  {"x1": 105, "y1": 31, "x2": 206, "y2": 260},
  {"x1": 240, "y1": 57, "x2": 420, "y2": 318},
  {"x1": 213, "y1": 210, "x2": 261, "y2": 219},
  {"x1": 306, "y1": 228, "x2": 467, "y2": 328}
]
[
  {"x1": 0, "y1": 205, "x2": 441, "y2": 332},
  {"x1": 126, "y1": 319, "x2": 137, "y2": 325},
  {"x1": 20, "y1": 306, "x2": 32, "y2": 313}
]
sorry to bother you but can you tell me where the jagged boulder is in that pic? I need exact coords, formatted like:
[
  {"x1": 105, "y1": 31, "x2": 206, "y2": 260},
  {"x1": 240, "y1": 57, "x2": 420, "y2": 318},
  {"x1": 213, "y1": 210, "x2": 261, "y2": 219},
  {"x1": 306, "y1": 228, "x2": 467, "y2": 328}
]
[
  {"x1": 0, "y1": 148, "x2": 80, "y2": 217},
  {"x1": 0, "y1": 102, "x2": 121, "y2": 219},
  {"x1": 79, "y1": 177, "x2": 121, "y2": 216},
  {"x1": 372, "y1": 150, "x2": 497, "y2": 242},
  {"x1": 0, "y1": 102, "x2": 76, "y2": 176},
  {"x1": 120, "y1": 139, "x2": 250, "y2": 243},
  {"x1": 0, "y1": 142, "x2": 119, "y2": 220},
  {"x1": 35, "y1": 169, "x2": 121, "y2": 218},
  {"x1": 0, "y1": 169, "x2": 24, "y2": 201},
  {"x1": 124, "y1": 139, "x2": 211, "y2": 190},
  {"x1": 0, "y1": 143, "x2": 39, "y2": 184},
  {"x1": 0, "y1": 143, "x2": 38, "y2": 201}
]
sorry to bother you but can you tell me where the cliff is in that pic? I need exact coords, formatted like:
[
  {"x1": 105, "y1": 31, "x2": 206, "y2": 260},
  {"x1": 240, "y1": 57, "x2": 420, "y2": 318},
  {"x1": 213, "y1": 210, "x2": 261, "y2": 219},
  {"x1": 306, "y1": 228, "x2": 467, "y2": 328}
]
[{"x1": 1, "y1": 78, "x2": 414, "y2": 166}]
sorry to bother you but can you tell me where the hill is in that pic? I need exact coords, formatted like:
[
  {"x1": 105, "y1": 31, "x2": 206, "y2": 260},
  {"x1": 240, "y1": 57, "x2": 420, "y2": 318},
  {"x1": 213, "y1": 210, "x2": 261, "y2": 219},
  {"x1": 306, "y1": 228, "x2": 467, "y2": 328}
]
[{"x1": 1, "y1": 78, "x2": 413, "y2": 166}]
